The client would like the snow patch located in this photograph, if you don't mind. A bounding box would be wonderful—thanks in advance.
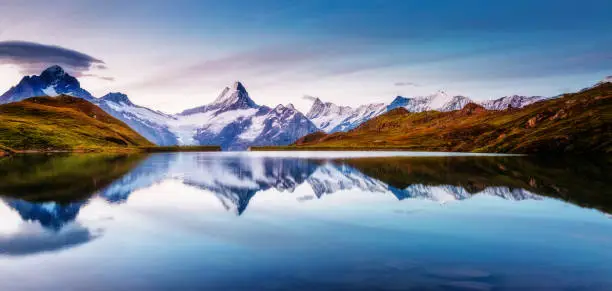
[238,114,268,141]
[41,86,58,97]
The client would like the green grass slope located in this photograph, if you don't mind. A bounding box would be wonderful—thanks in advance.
[288,83,612,154]
[0,95,153,151]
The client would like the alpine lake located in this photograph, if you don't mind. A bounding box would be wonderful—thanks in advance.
[0,151,610,290]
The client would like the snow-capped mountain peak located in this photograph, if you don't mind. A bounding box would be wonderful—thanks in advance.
[232,81,246,91]
[0,65,94,103]
[210,81,257,110]
[428,90,450,107]
[101,92,134,106]
[170,82,318,150]
[305,97,324,118]
[180,81,259,117]
[39,65,67,83]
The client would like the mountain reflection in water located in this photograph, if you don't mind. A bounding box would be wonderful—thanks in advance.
[0,153,610,228]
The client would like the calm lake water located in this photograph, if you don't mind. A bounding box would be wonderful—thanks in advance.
[0,152,610,290]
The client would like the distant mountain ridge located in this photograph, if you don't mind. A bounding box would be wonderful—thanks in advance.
[386,90,473,112]
[306,97,387,133]
[306,90,547,133]
[479,95,547,110]
[293,82,612,154]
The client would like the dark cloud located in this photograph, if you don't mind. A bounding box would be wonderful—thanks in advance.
[0,40,107,78]
[394,81,420,87]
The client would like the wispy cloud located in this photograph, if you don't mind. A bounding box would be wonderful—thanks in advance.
[127,43,402,90]
[302,95,319,102]
[81,74,114,81]
[394,81,420,87]
[0,41,109,79]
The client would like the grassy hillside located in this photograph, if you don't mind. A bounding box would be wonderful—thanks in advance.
[286,83,612,154]
[0,95,153,151]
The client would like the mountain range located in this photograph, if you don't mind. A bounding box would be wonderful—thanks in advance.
[0,65,574,150]
[0,67,321,150]
[292,82,612,153]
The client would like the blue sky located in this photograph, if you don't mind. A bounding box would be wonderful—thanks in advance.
[0,0,610,113]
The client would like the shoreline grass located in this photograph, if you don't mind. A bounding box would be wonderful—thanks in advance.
[139,145,222,152]
[250,146,465,152]
[0,145,221,155]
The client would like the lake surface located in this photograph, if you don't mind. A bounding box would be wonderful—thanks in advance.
[0,152,610,290]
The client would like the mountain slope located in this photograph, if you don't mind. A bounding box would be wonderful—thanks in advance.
[386,90,473,112]
[306,97,387,133]
[97,93,178,145]
[172,82,318,150]
[292,83,612,153]
[0,95,153,151]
